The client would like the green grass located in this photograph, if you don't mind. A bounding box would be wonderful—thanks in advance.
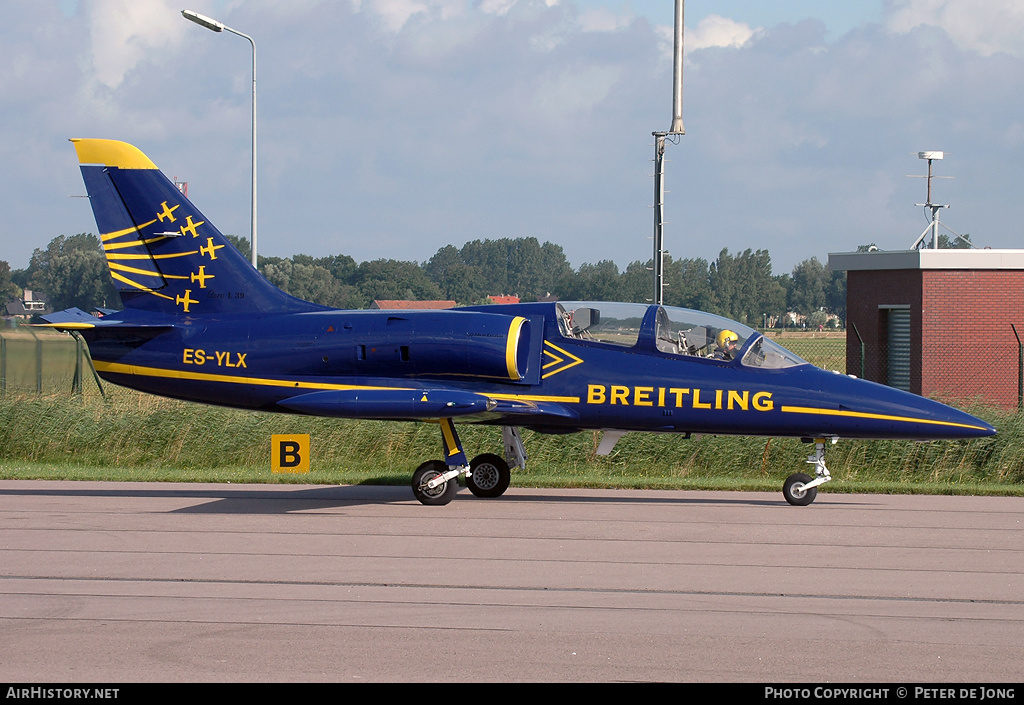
[1,387,1020,496]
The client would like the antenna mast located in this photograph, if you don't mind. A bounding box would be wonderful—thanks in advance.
[652,0,686,305]
[910,151,949,250]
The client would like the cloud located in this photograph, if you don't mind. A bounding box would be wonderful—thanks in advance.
[530,63,625,123]
[3,0,1024,279]
[886,0,1024,57]
[86,0,192,89]
[688,14,759,52]
[575,5,633,33]
[349,0,483,33]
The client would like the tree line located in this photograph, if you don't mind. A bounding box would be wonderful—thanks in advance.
[2,232,847,328]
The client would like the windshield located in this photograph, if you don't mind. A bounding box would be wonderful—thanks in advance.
[739,335,808,369]
[557,301,808,369]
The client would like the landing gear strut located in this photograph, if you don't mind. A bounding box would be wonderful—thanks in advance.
[411,418,469,506]
[783,438,835,506]
[411,422,525,505]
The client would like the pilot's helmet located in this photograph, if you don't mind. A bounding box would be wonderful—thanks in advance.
[717,330,739,349]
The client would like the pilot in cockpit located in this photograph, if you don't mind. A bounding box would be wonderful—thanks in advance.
[714,329,739,360]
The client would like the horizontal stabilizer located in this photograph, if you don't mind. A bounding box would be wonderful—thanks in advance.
[34,307,100,328]
[277,388,496,419]
[36,307,172,333]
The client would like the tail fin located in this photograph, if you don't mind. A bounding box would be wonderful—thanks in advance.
[71,138,323,316]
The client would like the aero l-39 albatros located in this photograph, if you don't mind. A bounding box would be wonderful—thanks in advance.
[41,139,995,505]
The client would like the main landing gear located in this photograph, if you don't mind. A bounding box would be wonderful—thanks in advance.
[782,437,835,506]
[411,422,524,505]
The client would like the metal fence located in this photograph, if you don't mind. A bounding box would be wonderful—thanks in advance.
[0,327,102,396]
[846,324,1022,411]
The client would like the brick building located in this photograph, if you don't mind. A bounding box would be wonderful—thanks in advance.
[828,249,1024,409]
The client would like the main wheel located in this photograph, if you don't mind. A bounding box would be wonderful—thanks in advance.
[466,453,511,498]
[783,472,817,506]
[412,460,457,506]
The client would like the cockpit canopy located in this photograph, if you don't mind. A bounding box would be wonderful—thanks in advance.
[556,301,808,369]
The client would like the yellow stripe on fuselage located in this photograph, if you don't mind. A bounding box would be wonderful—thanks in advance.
[93,360,406,392]
[780,405,990,432]
[92,360,582,404]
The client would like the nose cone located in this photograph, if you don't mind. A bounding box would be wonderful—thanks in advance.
[911,401,996,439]
[790,369,996,440]
[972,417,997,437]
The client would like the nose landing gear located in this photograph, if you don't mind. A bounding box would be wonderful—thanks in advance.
[783,438,835,506]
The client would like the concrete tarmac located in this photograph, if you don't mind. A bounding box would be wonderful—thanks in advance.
[0,480,1021,683]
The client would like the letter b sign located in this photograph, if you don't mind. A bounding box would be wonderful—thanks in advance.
[272,434,310,473]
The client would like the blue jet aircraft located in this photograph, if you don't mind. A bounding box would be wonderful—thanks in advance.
[42,139,996,506]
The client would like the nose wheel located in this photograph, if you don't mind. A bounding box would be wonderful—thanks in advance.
[783,472,817,506]
[783,438,835,506]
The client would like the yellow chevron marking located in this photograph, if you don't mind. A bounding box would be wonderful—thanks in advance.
[541,341,583,379]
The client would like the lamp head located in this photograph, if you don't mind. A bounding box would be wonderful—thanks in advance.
[182,10,225,32]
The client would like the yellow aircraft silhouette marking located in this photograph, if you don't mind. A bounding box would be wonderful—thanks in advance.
[200,238,224,260]
[175,290,198,313]
[179,215,205,238]
[190,266,214,289]
[157,201,179,223]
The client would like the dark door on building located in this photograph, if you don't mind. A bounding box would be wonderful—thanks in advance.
[883,306,911,392]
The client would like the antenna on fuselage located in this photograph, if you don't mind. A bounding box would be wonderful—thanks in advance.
[651,0,685,305]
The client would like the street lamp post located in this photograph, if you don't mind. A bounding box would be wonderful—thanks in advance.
[182,10,258,268]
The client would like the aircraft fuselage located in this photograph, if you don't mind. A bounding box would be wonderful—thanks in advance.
[81,301,994,443]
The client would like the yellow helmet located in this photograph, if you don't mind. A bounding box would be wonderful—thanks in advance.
[716,330,738,348]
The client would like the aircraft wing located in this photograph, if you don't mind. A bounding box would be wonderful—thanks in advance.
[276,387,577,423]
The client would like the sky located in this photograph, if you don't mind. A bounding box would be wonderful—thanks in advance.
[3,0,1024,279]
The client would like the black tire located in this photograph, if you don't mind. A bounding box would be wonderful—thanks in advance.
[466,453,511,498]
[412,460,457,506]
[783,472,817,506]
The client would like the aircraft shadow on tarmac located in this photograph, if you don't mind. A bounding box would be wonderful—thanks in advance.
[0,482,866,514]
